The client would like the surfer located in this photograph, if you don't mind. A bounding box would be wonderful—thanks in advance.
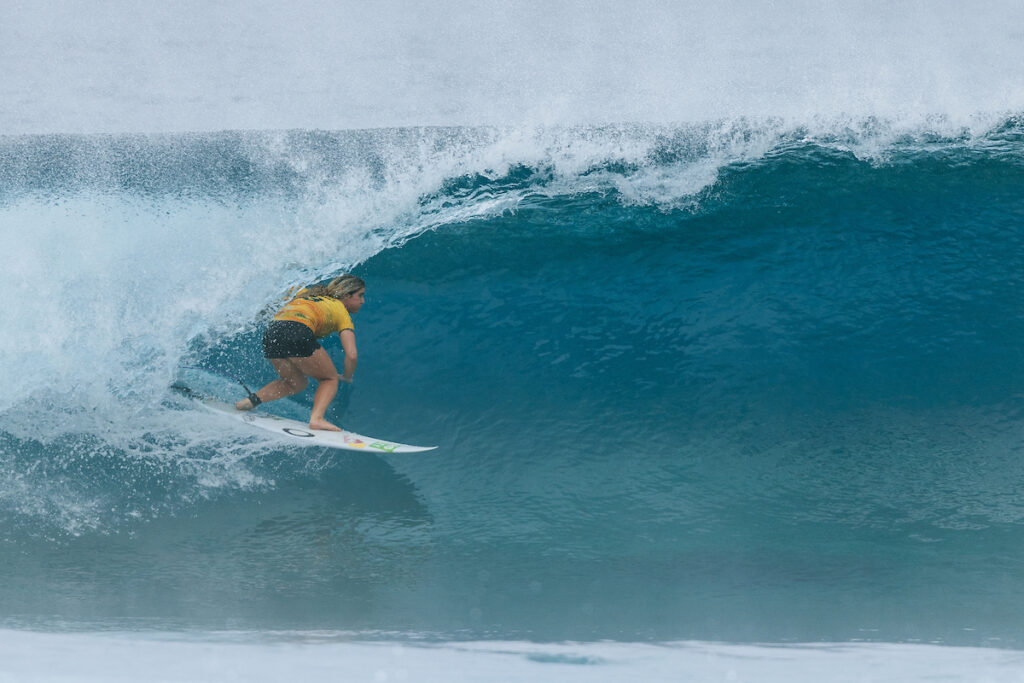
[235,275,365,431]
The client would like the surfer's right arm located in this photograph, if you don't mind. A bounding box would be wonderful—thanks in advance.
[339,329,357,382]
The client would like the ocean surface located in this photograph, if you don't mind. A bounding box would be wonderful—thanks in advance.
[3,2,1024,681]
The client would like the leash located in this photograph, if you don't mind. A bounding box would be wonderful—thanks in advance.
[179,365,262,406]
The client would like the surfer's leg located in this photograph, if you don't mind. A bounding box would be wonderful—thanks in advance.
[234,359,308,410]
[294,348,342,432]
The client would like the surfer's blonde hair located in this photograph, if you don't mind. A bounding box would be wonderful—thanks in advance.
[298,275,365,300]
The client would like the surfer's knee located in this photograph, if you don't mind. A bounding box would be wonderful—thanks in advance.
[285,376,308,393]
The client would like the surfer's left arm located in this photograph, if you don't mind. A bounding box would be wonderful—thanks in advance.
[339,329,357,382]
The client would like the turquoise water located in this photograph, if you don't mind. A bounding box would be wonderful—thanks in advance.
[2,122,1023,649]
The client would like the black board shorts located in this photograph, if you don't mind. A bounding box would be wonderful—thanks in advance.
[262,320,322,359]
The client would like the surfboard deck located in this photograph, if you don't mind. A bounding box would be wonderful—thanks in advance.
[174,386,436,453]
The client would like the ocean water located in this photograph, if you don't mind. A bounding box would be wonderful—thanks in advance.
[3,2,1024,681]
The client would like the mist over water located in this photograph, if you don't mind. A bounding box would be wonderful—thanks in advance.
[2,0,1023,133]
[2,3,1024,680]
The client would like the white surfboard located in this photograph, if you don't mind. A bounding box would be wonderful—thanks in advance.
[181,388,436,453]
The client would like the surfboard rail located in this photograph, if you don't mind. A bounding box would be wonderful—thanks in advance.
[173,385,436,453]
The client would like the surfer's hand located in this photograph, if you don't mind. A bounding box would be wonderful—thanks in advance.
[339,374,353,384]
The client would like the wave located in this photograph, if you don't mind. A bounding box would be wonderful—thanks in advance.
[1,117,1023,534]
[1,117,1024,644]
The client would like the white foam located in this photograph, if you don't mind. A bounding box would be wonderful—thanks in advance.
[1,631,1023,683]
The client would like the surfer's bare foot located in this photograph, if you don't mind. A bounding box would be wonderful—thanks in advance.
[309,418,342,432]
[235,398,254,411]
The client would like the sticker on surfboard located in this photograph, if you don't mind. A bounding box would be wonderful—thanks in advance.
[174,385,436,453]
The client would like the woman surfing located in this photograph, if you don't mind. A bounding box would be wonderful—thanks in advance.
[235,275,365,431]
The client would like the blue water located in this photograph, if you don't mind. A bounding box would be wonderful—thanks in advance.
[2,119,1023,653]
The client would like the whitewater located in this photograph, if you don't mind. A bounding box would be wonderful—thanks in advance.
[2,2,1024,681]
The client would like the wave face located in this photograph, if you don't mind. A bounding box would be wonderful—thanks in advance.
[1,118,1024,645]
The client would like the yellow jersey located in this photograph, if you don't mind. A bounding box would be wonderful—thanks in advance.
[273,290,354,339]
